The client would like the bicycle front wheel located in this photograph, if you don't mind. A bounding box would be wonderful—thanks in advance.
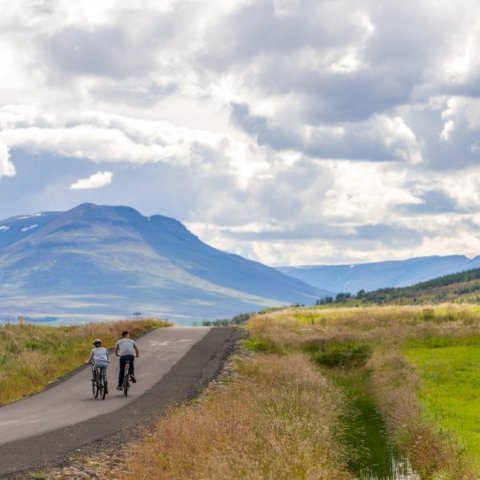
[91,374,96,398]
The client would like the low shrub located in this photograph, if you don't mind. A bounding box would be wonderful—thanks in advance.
[242,335,281,354]
[309,342,372,368]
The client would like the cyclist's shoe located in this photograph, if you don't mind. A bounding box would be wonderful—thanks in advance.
[130,375,136,383]
[105,386,109,394]
[116,385,123,390]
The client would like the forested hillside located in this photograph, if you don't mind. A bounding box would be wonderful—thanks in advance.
[338,268,480,305]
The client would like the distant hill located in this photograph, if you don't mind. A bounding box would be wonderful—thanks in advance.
[341,268,480,305]
[0,204,329,324]
[279,256,480,294]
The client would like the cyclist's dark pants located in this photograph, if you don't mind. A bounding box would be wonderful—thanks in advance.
[118,354,135,387]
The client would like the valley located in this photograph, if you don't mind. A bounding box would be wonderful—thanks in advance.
[2,204,480,479]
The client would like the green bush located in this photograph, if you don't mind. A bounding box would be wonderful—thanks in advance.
[309,342,372,368]
[243,336,280,354]
[421,308,435,321]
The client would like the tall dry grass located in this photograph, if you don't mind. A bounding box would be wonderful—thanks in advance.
[247,304,480,352]
[119,354,352,480]
[0,318,170,405]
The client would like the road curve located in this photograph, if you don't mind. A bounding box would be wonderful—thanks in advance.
[0,326,240,477]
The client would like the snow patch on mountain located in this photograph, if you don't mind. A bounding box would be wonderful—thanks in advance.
[21,224,38,232]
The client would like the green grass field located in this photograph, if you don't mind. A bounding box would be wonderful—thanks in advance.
[404,340,480,465]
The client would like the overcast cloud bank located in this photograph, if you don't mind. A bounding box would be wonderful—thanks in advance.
[0,0,479,265]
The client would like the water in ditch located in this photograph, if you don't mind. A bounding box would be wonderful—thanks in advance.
[337,374,419,480]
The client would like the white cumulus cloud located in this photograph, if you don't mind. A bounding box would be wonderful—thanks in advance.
[1,0,480,265]
[70,171,113,190]
[0,142,16,177]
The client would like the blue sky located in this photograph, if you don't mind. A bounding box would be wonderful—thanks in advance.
[0,0,479,266]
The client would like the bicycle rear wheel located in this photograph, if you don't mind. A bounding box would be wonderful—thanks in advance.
[123,363,130,397]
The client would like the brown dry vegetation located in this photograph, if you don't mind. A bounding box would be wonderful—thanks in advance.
[247,304,480,350]
[118,354,352,480]
[0,318,170,405]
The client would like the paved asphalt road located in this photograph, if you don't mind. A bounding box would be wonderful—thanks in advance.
[0,326,239,477]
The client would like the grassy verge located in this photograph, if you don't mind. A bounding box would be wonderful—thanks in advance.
[0,318,170,405]
[404,339,480,469]
[118,353,352,479]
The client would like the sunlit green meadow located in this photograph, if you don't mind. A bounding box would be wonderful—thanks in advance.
[404,340,480,466]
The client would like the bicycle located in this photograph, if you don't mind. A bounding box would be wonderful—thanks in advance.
[91,365,108,400]
[123,360,132,397]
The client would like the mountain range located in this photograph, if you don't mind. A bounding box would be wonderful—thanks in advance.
[0,204,327,324]
[279,255,480,294]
